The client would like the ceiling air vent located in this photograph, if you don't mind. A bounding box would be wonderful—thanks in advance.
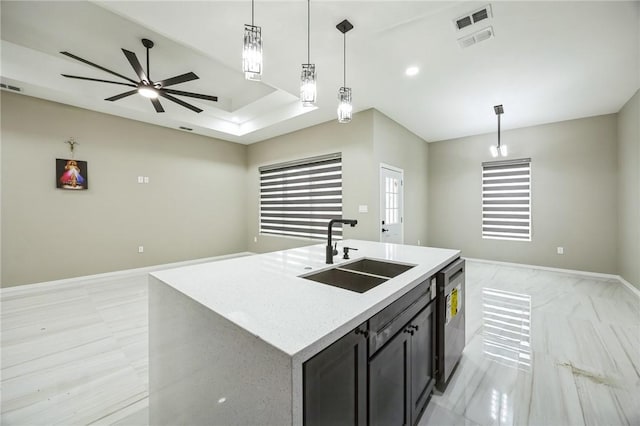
[472,7,490,24]
[455,16,473,30]
[457,26,495,49]
[454,4,492,31]
[0,83,22,92]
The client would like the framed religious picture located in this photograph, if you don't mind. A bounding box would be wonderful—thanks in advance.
[56,158,88,190]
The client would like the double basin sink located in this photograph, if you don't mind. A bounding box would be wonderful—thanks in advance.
[300,258,415,293]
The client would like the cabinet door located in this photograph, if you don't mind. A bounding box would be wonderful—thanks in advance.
[303,326,367,426]
[410,303,435,425]
[368,330,411,426]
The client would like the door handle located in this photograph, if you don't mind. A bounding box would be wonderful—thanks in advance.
[381,228,389,233]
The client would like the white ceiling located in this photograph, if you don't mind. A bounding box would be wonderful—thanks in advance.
[1,1,638,144]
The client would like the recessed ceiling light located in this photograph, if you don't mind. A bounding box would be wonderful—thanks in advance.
[405,66,419,76]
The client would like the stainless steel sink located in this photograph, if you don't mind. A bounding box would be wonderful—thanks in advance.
[340,258,414,278]
[300,258,415,293]
[302,268,388,293]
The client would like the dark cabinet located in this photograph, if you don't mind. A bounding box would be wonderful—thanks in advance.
[303,324,367,426]
[409,303,435,424]
[369,302,435,426]
[368,328,411,426]
[304,273,444,426]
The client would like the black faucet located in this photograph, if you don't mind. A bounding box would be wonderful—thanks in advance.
[326,219,358,264]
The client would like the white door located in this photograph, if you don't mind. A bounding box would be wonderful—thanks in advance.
[380,164,404,243]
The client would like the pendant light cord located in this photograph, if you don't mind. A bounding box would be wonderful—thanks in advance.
[497,113,501,148]
[343,33,346,87]
[251,0,255,26]
[307,0,310,64]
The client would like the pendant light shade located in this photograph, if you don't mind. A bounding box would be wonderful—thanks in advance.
[491,104,508,157]
[301,64,317,106]
[243,0,262,81]
[336,19,353,123]
[337,87,352,123]
[300,0,316,106]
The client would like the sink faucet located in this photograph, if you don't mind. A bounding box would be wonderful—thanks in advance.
[326,219,358,264]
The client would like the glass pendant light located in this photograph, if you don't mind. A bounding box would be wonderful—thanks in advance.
[243,0,262,81]
[336,19,353,123]
[300,0,316,106]
[491,104,508,157]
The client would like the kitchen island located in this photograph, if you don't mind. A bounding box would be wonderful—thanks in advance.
[148,240,460,425]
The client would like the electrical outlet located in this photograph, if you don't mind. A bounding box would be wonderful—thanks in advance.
[138,246,144,253]
[253,236,257,243]
[557,247,564,255]
[143,176,149,184]
[417,239,421,246]
[137,176,144,184]
[358,205,368,213]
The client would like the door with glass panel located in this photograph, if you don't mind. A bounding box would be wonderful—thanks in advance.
[379,165,404,244]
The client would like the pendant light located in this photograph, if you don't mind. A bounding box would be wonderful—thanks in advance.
[300,0,316,106]
[336,19,353,123]
[243,0,263,81]
[490,104,508,157]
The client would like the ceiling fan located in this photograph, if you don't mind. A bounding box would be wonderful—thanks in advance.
[60,38,217,113]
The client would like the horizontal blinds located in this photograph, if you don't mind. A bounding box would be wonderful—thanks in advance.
[259,154,342,240]
[482,158,531,241]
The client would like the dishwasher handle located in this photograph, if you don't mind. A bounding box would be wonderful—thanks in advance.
[440,258,464,278]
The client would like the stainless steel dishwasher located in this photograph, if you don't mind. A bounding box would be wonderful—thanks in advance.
[435,258,465,392]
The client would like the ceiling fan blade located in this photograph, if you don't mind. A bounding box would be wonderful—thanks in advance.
[163,88,218,102]
[60,51,138,85]
[105,89,138,102]
[61,74,137,87]
[151,98,165,113]
[157,72,199,88]
[122,49,148,83]
[159,92,203,113]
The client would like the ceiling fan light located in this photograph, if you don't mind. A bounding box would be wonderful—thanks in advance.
[300,64,317,107]
[243,24,263,81]
[490,145,499,158]
[499,144,508,157]
[337,87,352,123]
[138,86,158,99]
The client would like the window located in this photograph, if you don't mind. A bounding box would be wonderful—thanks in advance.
[482,158,531,241]
[384,176,400,225]
[259,153,342,240]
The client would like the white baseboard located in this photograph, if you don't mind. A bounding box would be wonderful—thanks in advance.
[1,252,255,295]
[463,257,640,298]
[618,276,640,298]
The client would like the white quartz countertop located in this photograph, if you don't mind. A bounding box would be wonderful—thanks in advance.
[150,240,459,362]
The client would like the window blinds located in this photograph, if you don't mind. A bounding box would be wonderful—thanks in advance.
[259,153,342,240]
[482,158,531,241]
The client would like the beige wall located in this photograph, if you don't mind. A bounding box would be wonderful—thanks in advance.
[617,90,640,289]
[372,110,429,246]
[2,91,632,285]
[428,114,619,274]
[246,109,431,254]
[246,110,376,253]
[1,93,248,287]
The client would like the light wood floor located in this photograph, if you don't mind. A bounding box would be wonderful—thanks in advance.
[1,261,638,425]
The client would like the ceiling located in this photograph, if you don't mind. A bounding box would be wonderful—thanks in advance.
[1,1,638,144]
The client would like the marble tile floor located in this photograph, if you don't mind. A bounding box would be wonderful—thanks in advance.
[1,261,638,425]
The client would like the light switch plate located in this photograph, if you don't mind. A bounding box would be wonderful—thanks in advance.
[137,176,144,184]
[358,205,368,213]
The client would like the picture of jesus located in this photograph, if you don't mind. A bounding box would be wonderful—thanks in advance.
[56,159,88,190]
